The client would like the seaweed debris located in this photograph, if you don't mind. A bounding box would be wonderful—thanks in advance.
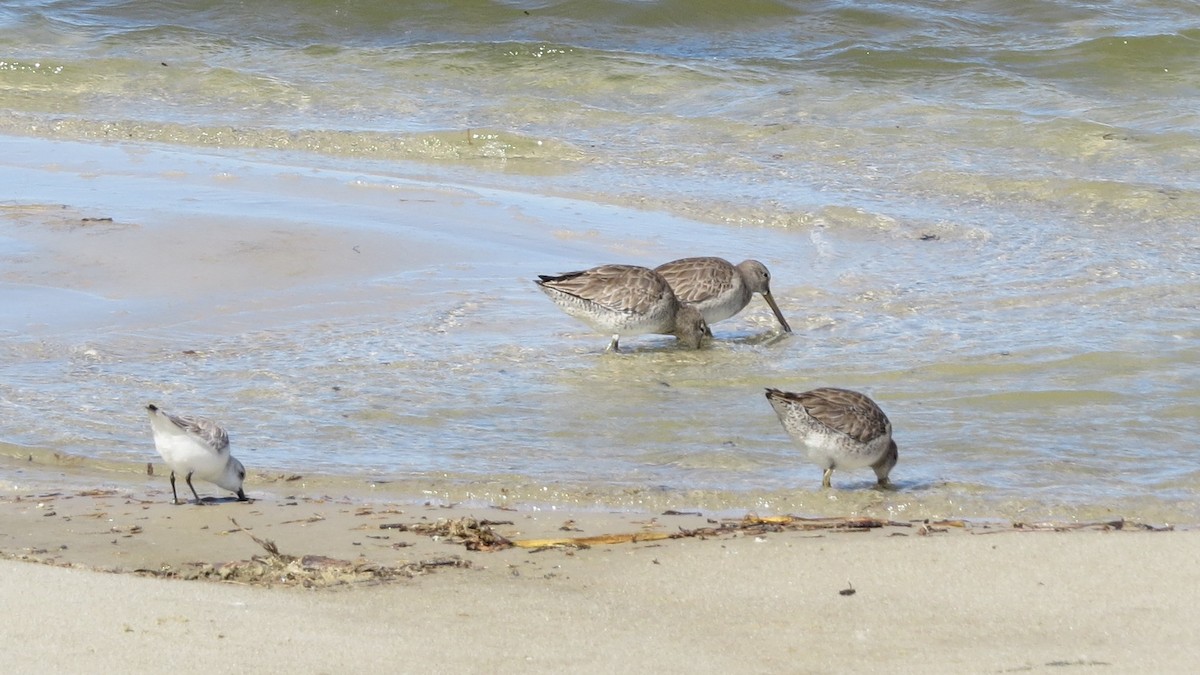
[141,519,469,587]
[378,517,515,552]
[511,514,913,550]
[382,514,921,552]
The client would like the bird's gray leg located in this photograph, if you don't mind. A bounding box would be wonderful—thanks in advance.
[822,468,834,488]
[169,471,181,505]
[606,334,621,352]
[185,472,204,505]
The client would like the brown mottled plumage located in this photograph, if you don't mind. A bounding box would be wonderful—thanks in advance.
[654,257,790,332]
[765,387,897,488]
[536,264,710,352]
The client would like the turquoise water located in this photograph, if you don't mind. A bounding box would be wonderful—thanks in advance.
[1,1,1198,522]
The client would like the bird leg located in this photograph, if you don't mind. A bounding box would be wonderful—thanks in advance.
[822,468,834,488]
[169,471,181,505]
[185,471,204,505]
[606,334,621,352]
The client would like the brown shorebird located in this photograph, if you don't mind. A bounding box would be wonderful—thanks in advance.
[535,264,711,352]
[654,257,791,332]
[764,387,897,488]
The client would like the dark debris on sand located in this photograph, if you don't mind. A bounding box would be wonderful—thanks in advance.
[380,514,1176,553]
[138,519,470,588]
[379,516,515,552]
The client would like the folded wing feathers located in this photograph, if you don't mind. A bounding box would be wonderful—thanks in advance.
[166,411,231,454]
[656,258,735,304]
[540,265,670,315]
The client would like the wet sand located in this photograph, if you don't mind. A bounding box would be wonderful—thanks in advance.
[2,478,1198,673]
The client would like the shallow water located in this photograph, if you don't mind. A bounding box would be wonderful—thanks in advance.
[1,1,1199,522]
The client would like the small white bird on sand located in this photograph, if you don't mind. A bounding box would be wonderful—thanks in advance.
[146,403,247,504]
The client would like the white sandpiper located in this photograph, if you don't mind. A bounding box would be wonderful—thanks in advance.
[146,403,247,504]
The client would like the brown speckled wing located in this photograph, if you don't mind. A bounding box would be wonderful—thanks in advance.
[769,387,889,445]
[165,411,231,454]
[538,265,670,314]
[654,257,735,304]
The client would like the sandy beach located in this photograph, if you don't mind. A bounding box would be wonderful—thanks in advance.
[5,0,1200,667]
[4,132,1200,674]
[2,474,1198,674]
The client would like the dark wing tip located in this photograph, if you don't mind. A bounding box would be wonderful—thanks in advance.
[537,270,585,284]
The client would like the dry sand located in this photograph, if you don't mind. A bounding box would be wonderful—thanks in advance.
[2,479,1198,674]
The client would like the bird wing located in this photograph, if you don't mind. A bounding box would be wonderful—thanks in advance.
[773,387,890,445]
[654,257,735,304]
[538,265,669,315]
[164,410,231,454]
